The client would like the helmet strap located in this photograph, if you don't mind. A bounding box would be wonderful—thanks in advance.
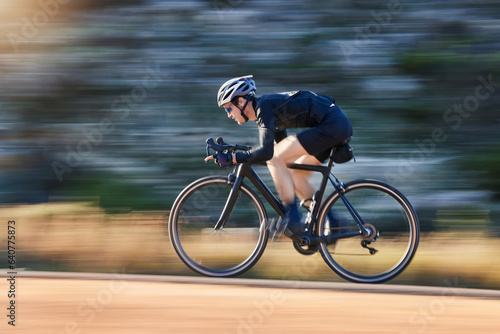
[232,97,251,123]
[241,111,249,122]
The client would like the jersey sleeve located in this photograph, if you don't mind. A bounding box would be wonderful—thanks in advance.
[235,99,276,164]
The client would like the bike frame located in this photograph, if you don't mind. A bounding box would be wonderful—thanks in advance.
[214,155,370,245]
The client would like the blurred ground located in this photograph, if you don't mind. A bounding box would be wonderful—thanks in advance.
[1,203,499,289]
[1,277,499,333]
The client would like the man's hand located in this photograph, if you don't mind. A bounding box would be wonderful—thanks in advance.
[204,151,234,167]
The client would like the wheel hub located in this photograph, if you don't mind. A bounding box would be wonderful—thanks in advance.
[362,223,379,242]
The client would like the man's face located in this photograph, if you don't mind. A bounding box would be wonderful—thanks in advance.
[224,101,245,125]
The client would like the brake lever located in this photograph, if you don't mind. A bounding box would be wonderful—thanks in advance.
[205,138,225,163]
[216,137,229,146]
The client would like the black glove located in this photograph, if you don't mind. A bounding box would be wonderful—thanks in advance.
[215,151,233,167]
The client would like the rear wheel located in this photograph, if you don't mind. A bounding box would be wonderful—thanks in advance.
[317,180,419,283]
[169,176,268,277]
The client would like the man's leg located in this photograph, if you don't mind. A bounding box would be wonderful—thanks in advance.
[266,136,309,205]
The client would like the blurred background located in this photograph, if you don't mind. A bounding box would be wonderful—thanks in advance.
[0,0,499,288]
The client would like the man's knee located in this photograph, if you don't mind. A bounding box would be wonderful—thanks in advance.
[266,154,286,168]
[266,155,277,168]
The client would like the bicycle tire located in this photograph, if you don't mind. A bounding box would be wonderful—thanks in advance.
[317,179,419,283]
[169,176,268,277]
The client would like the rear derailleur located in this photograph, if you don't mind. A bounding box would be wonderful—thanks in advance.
[361,223,379,255]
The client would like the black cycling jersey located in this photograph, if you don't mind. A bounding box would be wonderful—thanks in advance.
[235,90,349,164]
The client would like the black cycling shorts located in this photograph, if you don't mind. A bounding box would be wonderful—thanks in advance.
[296,105,353,163]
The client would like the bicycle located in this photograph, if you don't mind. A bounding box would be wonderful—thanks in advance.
[168,137,419,283]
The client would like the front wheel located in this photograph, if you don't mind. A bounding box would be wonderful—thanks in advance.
[169,176,268,277]
[317,180,419,283]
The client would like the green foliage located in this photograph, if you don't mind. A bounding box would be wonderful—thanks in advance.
[464,143,500,199]
[54,172,168,212]
[399,51,469,76]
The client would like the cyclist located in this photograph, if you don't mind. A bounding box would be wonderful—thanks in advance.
[206,75,353,238]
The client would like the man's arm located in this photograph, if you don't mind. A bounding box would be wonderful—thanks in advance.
[235,127,275,164]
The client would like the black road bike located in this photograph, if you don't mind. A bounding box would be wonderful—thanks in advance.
[168,138,419,283]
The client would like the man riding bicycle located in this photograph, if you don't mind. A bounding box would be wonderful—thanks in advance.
[206,75,353,238]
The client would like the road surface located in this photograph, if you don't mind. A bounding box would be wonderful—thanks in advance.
[1,271,500,333]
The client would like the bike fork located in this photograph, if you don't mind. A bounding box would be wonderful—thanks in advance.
[213,173,243,230]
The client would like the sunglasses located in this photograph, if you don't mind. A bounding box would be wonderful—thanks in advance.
[225,106,232,114]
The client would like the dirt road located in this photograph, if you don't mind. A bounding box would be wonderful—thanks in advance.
[2,273,500,334]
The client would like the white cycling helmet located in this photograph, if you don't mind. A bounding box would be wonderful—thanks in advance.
[217,75,256,107]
